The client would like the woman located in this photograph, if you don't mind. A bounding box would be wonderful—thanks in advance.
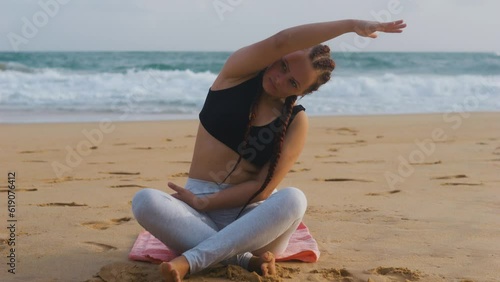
[132,19,406,281]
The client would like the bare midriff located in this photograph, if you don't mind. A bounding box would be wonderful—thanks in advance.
[188,124,260,185]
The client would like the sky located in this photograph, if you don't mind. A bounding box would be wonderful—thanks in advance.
[1,0,499,52]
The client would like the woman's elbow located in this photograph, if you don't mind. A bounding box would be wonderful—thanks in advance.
[273,30,290,51]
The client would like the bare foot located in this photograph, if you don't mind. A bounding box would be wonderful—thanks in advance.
[248,251,276,276]
[159,255,190,282]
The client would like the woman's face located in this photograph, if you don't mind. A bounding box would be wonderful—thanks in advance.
[263,50,317,99]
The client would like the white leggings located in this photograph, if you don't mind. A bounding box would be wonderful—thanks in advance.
[131,178,307,274]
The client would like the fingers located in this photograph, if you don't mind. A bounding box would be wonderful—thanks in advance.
[389,19,405,25]
[386,19,405,25]
[167,182,182,192]
[383,20,407,31]
[384,30,404,33]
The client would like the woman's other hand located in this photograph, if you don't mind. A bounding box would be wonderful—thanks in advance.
[354,19,407,38]
[168,182,210,211]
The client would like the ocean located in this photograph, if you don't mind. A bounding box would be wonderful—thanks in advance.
[0,51,499,123]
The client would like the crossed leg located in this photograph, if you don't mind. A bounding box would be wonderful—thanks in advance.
[132,187,307,281]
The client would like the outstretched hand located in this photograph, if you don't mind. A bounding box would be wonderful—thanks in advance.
[354,19,407,38]
[167,182,210,211]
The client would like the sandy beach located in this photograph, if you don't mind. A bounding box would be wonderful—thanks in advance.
[1,112,499,282]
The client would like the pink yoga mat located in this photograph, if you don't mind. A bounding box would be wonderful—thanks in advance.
[129,222,320,264]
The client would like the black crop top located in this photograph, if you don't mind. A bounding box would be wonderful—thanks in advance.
[199,71,305,167]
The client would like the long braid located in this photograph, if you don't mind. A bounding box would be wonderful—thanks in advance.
[235,95,297,218]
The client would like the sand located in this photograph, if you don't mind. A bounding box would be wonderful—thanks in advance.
[0,112,499,282]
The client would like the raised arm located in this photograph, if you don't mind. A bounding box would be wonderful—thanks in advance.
[217,19,406,82]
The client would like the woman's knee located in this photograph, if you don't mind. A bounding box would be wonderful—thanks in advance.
[275,187,307,218]
[131,188,160,221]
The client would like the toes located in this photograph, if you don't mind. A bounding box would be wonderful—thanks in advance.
[260,252,276,276]
[263,251,274,262]
[160,263,180,282]
[172,269,181,282]
[263,262,276,276]
[260,262,276,277]
[159,262,169,274]
[262,252,270,261]
[269,263,276,275]
[261,264,269,276]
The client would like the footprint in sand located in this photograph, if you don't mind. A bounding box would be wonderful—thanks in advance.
[323,161,349,164]
[18,150,45,154]
[309,268,355,281]
[431,174,467,180]
[37,202,87,207]
[306,205,336,217]
[81,217,132,230]
[331,140,366,145]
[314,154,336,158]
[87,262,162,282]
[170,172,189,177]
[323,160,385,164]
[110,217,132,224]
[99,171,141,175]
[43,176,83,183]
[18,149,59,154]
[368,266,422,281]
[441,182,483,186]
[82,222,110,230]
[432,174,483,185]
[83,242,117,252]
[0,188,37,192]
[108,184,146,188]
[112,142,133,146]
[289,168,311,173]
[326,127,359,136]
[132,146,153,150]
[43,176,107,183]
[169,160,191,164]
[409,160,442,165]
[344,206,378,214]
[366,190,401,196]
[316,178,372,183]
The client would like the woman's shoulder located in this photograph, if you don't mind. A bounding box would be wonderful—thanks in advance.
[292,104,306,114]
[288,106,307,129]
